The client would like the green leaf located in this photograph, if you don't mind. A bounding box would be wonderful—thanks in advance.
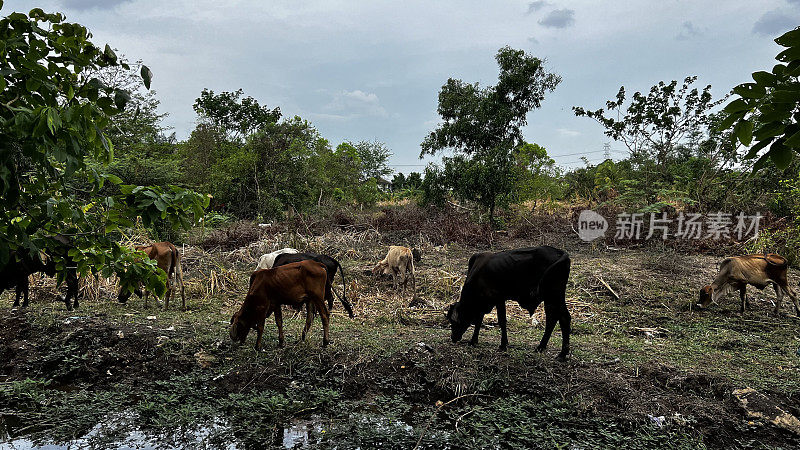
[771,89,800,103]
[734,119,754,146]
[106,174,123,185]
[769,141,793,169]
[140,65,153,90]
[717,112,742,131]
[104,44,117,63]
[754,121,785,141]
[732,83,766,99]
[722,98,751,113]
[746,138,773,159]
[0,77,6,92]
[752,152,771,172]
[775,28,800,47]
[113,89,131,110]
[784,129,800,148]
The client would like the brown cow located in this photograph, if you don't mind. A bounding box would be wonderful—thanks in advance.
[230,260,330,350]
[699,253,800,315]
[118,241,186,309]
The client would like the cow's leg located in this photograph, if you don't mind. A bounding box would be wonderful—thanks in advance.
[318,301,331,347]
[469,314,484,346]
[536,303,559,353]
[326,282,334,311]
[301,304,314,341]
[777,280,800,315]
[739,285,748,314]
[275,307,285,348]
[163,276,171,310]
[772,282,784,315]
[497,302,508,351]
[144,290,149,309]
[556,304,572,361]
[391,268,399,291]
[786,283,800,315]
[255,319,265,351]
[67,269,78,310]
[13,285,21,307]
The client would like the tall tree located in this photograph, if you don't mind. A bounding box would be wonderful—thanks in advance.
[0,6,208,295]
[573,77,725,205]
[420,46,560,223]
[193,88,281,142]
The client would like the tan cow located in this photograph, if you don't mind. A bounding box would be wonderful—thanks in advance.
[373,246,416,298]
[118,241,186,309]
[698,253,799,315]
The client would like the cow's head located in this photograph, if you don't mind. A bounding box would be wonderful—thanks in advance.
[117,285,143,304]
[446,303,470,343]
[38,252,57,277]
[697,285,713,309]
[371,260,388,276]
[229,309,252,343]
[412,248,422,263]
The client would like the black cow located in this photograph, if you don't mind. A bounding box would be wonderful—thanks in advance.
[272,252,354,318]
[1,235,79,310]
[446,246,572,360]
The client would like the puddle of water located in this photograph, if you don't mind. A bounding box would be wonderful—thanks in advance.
[0,412,236,450]
[1,409,438,449]
[281,417,324,448]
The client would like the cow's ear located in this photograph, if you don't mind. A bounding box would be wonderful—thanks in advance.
[448,304,458,321]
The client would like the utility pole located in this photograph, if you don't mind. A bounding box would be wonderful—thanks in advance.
[603,142,611,160]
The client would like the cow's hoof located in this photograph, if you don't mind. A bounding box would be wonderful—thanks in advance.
[534,346,546,353]
[555,354,569,362]
[278,341,285,348]
[323,340,331,347]
[498,345,507,352]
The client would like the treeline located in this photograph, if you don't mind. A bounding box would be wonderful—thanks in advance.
[106,82,407,221]
[103,49,800,234]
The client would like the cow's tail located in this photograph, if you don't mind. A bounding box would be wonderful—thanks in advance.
[409,252,416,299]
[535,251,571,302]
[336,261,354,318]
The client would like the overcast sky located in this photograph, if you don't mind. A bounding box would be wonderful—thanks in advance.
[5,0,799,173]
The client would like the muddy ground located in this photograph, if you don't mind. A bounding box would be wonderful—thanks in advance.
[1,228,800,449]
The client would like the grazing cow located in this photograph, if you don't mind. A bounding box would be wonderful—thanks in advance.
[255,248,299,270]
[446,246,572,360]
[372,246,416,297]
[1,251,55,308]
[118,241,186,309]
[230,260,329,350]
[698,253,800,315]
[1,235,79,310]
[272,252,354,317]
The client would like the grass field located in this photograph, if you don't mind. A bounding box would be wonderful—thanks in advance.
[1,229,799,449]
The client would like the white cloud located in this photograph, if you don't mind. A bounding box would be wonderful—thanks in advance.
[557,128,580,137]
[323,90,388,119]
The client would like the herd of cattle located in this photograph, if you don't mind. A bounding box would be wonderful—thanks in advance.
[2,237,799,360]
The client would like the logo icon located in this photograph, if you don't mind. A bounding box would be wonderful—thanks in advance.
[577,210,608,242]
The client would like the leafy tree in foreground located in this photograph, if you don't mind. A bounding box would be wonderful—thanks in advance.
[720,27,800,171]
[421,46,560,223]
[0,5,208,296]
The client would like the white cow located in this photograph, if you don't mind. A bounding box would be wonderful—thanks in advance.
[255,248,299,270]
